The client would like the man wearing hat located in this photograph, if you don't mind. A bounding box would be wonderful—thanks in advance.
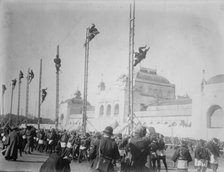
[91,126,120,172]
[39,144,71,172]
[206,138,220,172]
[171,140,192,172]
[4,127,20,161]
[127,125,151,172]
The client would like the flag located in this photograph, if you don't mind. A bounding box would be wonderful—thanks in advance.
[2,84,6,95]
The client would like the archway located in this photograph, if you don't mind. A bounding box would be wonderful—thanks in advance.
[207,105,224,128]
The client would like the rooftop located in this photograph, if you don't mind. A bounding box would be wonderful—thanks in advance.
[136,67,171,85]
[207,74,224,85]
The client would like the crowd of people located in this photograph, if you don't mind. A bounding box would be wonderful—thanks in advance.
[0,124,223,172]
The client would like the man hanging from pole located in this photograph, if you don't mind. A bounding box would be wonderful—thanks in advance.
[2,84,6,116]
[133,45,150,67]
[41,88,47,103]
[28,70,34,83]
[54,50,61,72]
[2,85,6,94]
[19,70,24,81]
[84,24,99,46]
[12,79,17,89]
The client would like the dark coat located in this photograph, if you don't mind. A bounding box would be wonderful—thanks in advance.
[4,130,20,160]
[171,145,192,162]
[206,141,220,157]
[195,145,210,160]
[129,136,151,170]
[91,136,120,172]
[89,138,100,160]
[39,153,71,172]
[60,133,69,143]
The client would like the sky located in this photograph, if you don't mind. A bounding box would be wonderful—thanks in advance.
[1,0,224,120]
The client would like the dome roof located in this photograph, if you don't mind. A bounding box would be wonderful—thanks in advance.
[136,68,170,84]
[207,74,224,85]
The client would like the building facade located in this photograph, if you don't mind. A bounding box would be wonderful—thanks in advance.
[198,74,224,140]
[60,68,224,140]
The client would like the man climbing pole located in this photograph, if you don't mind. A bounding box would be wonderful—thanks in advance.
[84,24,99,47]
[133,45,150,67]
[41,88,47,103]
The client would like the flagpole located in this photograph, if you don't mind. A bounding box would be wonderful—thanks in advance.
[38,59,42,130]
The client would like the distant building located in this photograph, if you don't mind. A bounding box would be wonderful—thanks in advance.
[61,67,191,132]
[60,68,224,140]
[95,67,187,125]
[199,74,224,139]
[59,90,94,129]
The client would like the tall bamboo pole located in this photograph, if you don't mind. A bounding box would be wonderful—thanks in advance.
[128,1,135,135]
[54,45,61,130]
[25,68,30,128]
[128,4,132,135]
[37,59,42,130]
[10,82,15,114]
[17,71,23,125]
[1,86,5,115]
[83,28,89,134]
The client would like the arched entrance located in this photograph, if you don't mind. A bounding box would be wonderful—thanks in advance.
[207,105,224,128]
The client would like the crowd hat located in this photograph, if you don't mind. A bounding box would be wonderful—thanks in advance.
[147,126,156,134]
[95,132,101,138]
[134,125,146,137]
[181,140,188,146]
[103,126,113,136]
[212,137,219,144]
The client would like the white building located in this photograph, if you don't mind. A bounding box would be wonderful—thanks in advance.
[60,68,224,140]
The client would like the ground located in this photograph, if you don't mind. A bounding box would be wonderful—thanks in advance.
[0,147,224,172]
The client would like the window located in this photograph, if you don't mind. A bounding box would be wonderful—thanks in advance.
[99,105,104,116]
[106,105,111,116]
[114,104,119,116]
